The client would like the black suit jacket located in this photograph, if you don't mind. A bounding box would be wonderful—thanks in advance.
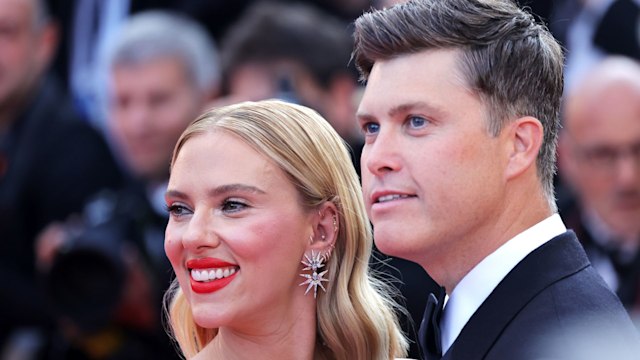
[435,231,640,360]
[0,77,123,338]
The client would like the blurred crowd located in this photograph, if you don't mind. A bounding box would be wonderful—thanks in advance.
[0,0,638,359]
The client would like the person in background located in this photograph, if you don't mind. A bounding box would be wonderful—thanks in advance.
[353,0,640,359]
[0,0,123,356]
[547,0,640,94]
[105,10,219,195]
[558,56,640,326]
[216,1,363,175]
[164,100,409,359]
[34,10,219,359]
[45,0,253,124]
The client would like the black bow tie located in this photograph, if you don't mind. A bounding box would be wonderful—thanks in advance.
[418,286,446,360]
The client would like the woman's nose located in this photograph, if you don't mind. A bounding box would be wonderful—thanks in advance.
[181,210,221,250]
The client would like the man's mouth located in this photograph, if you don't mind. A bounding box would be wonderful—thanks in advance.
[376,194,415,203]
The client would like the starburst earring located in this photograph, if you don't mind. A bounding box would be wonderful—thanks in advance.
[299,250,329,298]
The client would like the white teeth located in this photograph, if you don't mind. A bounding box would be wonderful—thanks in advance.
[377,194,410,203]
[191,267,237,282]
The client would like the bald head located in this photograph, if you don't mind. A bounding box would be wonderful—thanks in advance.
[564,57,640,132]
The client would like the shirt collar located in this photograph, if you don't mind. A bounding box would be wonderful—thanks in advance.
[440,213,567,354]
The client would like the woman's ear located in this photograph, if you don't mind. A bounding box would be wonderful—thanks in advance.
[308,201,339,255]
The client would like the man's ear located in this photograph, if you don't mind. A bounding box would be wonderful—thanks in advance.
[307,201,339,254]
[504,116,543,180]
[36,21,59,72]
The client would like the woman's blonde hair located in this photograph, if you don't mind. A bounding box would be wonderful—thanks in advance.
[163,100,408,359]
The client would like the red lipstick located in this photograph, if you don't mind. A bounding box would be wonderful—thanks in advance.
[190,273,237,294]
[187,258,235,269]
[186,258,238,294]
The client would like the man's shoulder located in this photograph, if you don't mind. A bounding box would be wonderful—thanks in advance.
[490,264,640,359]
[501,235,635,335]
[18,78,99,149]
[512,262,627,321]
[452,233,640,359]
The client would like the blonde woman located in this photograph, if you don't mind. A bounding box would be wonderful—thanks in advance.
[163,100,409,359]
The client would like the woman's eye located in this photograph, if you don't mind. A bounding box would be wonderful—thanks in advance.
[166,204,191,217]
[408,116,428,129]
[221,200,247,213]
[362,122,380,135]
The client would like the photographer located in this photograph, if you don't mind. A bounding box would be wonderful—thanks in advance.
[0,0,124,356]
[36,10,220,359]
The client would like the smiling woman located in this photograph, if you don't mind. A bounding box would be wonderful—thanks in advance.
[163,100,408,359]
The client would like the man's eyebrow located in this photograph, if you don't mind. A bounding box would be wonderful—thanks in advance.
[357,101,446,122]
[389,101,445,118]
[356,111,376,123]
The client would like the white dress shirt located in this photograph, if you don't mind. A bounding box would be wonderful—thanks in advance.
[440,213,567,354]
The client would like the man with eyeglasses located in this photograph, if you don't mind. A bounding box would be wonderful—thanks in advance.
[558,56,640,326]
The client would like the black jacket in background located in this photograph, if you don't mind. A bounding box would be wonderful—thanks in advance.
[0,77,123,338]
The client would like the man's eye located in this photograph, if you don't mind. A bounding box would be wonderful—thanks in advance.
[585,147,617,164]
[362,122,380,135]
[594,149,617,161]
[149,92,171,107]
[408,116,427,129]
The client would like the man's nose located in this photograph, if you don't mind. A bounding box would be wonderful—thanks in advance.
[123,103,153,136]
[363,129,402,177]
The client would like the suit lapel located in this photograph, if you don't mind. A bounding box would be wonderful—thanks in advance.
[444,231,590,359]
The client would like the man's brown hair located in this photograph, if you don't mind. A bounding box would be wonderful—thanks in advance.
[353,0,564,207]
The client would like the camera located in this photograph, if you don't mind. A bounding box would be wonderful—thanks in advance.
[43,190,145,333]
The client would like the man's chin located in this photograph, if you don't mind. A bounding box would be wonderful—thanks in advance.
[373,230,418,259]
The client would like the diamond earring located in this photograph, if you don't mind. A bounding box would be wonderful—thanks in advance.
[299,250,329,298]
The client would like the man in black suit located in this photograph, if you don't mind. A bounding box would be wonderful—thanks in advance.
[352,1,640,359]
[0,0,123,355]
[558,56,640,324]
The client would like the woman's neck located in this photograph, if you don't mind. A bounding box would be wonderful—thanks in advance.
[194,300,318,360]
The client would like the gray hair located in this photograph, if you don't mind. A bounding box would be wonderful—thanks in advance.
[108,10,220,93]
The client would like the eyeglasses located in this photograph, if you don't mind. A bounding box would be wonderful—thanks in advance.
[573,142,640,172]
